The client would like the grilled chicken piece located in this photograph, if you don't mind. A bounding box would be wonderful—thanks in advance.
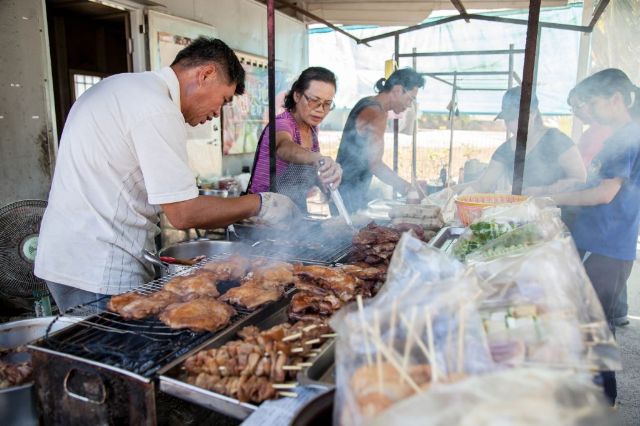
[108,290,181,320]
[159,297,236,332]
[219,283,284,311]
[337,264,387,282]
[352,222,401,245]
[201,255,251,281]
[288,291,343,320]
[164,270,220,299]
[107,291,145,313]
[248,259,294,285]
[293,265,359,302]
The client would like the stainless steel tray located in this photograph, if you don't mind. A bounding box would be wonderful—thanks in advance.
[158,296,296,420]
[297,339,335,389]
[428,226,465,254]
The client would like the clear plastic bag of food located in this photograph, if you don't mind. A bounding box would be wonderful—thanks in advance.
[451,198,566,262]
[372,232,464,306]
[469,236,620,372]
[370,368,614,426]
[331,233,492,426]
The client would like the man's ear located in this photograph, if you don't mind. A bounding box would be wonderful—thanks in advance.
[198,64,218,86]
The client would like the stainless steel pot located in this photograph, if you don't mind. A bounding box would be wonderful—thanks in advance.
[0,317,79,426]
[144,240,249,277]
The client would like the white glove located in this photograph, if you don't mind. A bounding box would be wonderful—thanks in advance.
[255,192,301,226]
[317,156,342,190]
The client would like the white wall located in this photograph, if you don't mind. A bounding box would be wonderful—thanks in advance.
[0,0,57,207]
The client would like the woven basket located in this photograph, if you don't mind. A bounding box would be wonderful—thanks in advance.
[454,193,529,226]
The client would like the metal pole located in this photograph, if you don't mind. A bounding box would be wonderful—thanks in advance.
[447,72,457,188]
[267,0,276,192]
[507,43,514,141]
[411,47,417,185]
[393,35,399,176]
[512,0,542,195]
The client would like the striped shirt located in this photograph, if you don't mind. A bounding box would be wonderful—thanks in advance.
[249,110,319,193]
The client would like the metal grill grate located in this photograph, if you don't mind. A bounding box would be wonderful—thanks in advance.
[33,256,257,378]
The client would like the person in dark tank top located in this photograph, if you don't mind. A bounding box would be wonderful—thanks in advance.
[336,68,425,213]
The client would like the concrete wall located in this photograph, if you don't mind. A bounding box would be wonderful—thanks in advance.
[148,0,309,175]
[0,0,57,207]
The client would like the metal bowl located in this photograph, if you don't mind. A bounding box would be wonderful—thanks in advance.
[159,240,248,259]
[0,317,79,426]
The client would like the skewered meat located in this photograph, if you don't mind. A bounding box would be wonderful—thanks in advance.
[293,265,359,302]
[219,279,285,310]
[164,270,220,299]
[160,297,236,332]
[201,255,251,280]
[108,290,181,320]
[351,363,432,418]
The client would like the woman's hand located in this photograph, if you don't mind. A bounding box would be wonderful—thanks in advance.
[317,156,342,190]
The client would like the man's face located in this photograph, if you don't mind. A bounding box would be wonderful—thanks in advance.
[182,64,236,126]
[391,86,417,114]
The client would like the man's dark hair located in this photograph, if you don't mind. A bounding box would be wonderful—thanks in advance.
[171,36,245,95]
[284,67,337,111]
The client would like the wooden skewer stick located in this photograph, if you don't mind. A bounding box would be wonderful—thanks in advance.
[366,326,421,393]
[374,310,384,393]
[425,308,438,383]
[291,347,304,353]
[320,333,337,338]
[298,362,313,367]
[399,313,445,380]
[304,338,320,345]
[282,332,302,342]
[457,302,466,374]
[388,299,398,347]
[282,365,302,371]
[278,391,298,398]
[303,324,318,333]
[356,295,373,366]
[401,307,417,383]
[271,382,298,389]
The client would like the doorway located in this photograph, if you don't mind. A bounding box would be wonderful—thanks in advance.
[46,0,132,139]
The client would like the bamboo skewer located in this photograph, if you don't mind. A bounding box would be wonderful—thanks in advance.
[304,338,320,345]
[457,303,466,374]
[388,299,398,347]
[425,309,438,383]
[401,307,417,382]
[366,325,421,393]
[271,382,298,389]
[282,365,302,371]
[321,333,337,338]
[278,391,298,398]
[356,295,373,366]
[374,310,384,393]
[282,332,302,342]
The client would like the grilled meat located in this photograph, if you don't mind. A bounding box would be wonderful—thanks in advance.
[288,291,343,320]
[201,255,251,281]
[248,258,294,285]
[293,264,359,302]
[159,297,236,332]
[219,279,284,311]
[164,270,220,299]
[0,360,32,389]
[352,222,401,245]
[337,264,387,282]
[108,290,181,320]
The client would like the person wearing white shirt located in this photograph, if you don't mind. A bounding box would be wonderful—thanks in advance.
[35,37,297,311]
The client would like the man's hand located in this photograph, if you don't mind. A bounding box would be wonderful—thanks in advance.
[317,156,342,190]
[255,193,301,226]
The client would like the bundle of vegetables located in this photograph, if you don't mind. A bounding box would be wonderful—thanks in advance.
[452,221,543,261]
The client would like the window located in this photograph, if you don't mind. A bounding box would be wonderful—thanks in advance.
[72,73,103,100]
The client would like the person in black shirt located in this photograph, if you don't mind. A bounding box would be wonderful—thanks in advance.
[336,68,425,212]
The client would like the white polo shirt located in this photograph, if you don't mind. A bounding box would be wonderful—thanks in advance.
[35,67,198,294]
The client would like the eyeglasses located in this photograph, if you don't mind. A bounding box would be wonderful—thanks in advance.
[302,93,335,112]
[402,88,417,103]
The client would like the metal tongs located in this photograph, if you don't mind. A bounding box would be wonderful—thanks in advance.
[318,159,356,232]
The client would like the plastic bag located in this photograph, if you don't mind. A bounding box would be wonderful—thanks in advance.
[372,232,464,306]
[331,233,492,426]
[469,236,620,372]
[451,198,566,262]
[370,368,614,426]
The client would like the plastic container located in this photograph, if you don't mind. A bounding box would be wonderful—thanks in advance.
[454,193,528,226]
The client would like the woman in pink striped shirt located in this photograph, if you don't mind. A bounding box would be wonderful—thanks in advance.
[247,67,342,213]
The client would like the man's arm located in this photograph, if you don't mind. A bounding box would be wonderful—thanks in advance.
[358,107,412,194]
[161,194,261,229]
[551,178,622,206]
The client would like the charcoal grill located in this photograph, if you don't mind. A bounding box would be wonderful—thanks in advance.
[27,258,270,425]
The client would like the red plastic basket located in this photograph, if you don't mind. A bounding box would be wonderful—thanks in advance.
[454,193,529,226]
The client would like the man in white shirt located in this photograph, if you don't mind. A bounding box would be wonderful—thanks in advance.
[35,37,297,311]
